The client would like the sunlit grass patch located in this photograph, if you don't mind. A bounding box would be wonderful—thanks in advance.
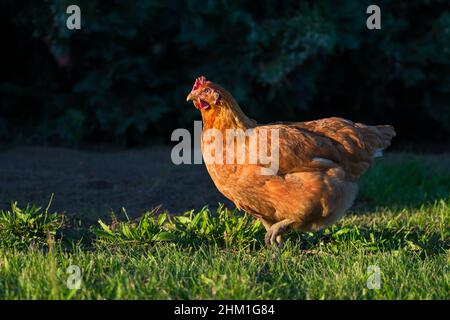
[92,209,173,245]
[0,197,63,248]
[0,200,448,299]
[92,205,264,249]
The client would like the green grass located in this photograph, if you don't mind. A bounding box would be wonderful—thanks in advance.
[359,154,450,207]
[0,153,449,299]
[0,196,62,248]
[92,204,263,249]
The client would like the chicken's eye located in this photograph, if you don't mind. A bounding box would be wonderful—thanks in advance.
[204,88,211,94]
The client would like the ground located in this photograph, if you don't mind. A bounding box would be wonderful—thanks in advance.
[0,147,448,299]
[0,146,233,222]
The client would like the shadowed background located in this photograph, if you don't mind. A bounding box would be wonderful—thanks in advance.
[1,0,449,148]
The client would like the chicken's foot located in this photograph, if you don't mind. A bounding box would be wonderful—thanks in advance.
[264,219,294,247]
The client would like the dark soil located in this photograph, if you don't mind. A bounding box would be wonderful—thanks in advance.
[0,146,232,223]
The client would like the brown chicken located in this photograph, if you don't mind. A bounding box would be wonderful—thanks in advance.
[186,76,395,246]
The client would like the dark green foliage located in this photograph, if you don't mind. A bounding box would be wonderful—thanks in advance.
[1,0,449,146]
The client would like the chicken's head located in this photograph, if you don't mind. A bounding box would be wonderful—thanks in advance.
[186,76,221,111]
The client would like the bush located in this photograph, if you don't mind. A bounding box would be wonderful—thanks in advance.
[1,0,449,146]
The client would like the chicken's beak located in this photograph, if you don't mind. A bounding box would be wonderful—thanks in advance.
[186,92,195,102]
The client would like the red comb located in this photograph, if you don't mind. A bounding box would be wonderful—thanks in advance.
[192,76,207,91]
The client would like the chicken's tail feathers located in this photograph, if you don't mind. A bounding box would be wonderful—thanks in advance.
[375,125,396,149]
[355,123,396,157]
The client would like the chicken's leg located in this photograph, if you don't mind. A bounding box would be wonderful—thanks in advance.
[264,219,294,247]
[257,217,272,232]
